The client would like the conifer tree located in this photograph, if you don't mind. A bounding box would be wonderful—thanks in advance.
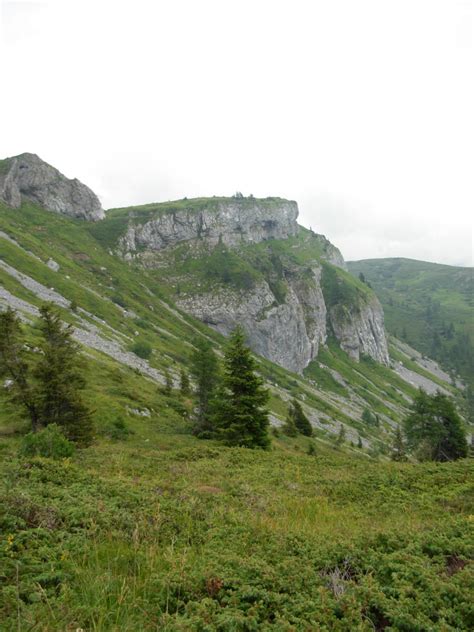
[335,423,346,447]
[290,399,313,436]
[162,369,173,395]
[391,425,407,461]
[190,338,219,436]
[0,308,40,431]
[179,368,190,395]
[34,304,94,446]
[357,434,363,449]
[282,410,298,437]
[404,389,467,461]
[215,327,270,449]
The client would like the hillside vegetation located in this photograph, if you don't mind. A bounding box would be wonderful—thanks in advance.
[1,201,473,630]
[1,429,473,630]
[348,258,473,388]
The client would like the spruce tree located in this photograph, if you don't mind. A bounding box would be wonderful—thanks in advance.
[215,327,270,449]
[190,338,219,436]
[34,304,94,446]
[404,389,468,461]
[291,399,313,436]
[0,309,40,431]
[335,423,346,447]
[282,410,298,437]
[391,425,407,461]
[179,368,190,395]
[357,434,363,449]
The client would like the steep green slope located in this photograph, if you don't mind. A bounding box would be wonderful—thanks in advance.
[0,202,464,450]
[348,258,474,385]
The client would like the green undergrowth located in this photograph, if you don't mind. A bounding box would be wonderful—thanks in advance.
[0,435,472,631]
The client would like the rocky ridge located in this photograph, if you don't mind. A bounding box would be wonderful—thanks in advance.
[0,153,104,221]
[109,196,389,371]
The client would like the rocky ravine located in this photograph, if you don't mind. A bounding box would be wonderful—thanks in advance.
[0,153,104,221]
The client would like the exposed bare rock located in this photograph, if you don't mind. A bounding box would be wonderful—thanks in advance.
[0,153,104,221]
[328,295,390,365]
[177,265,327,373]
[118,198,299,255]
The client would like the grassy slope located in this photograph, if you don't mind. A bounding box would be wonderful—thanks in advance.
[0,203,462,446]
[348,258,474,385]
[1,205,473,629]
[1,432,473,630]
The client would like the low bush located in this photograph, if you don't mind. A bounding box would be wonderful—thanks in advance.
[18,424,75,459]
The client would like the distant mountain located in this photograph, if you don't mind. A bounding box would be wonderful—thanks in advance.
[348,258,474,388]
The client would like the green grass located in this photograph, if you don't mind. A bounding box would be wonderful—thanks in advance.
[1,432,473,630]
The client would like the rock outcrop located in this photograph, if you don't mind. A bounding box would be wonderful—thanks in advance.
[0,153,104,221]
[118,198,298,256]
[177,264,328,374]
[112,195,389,372]
[327,296,389,365]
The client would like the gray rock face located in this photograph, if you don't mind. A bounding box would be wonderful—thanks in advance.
[328,295,389,365]
[119,199,299,255]
[0,153,104,221]
[177,265,327,373]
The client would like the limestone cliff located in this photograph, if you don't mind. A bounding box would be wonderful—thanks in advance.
[106,196,389,371]
[117,198,299,256]
[0,153,104,221]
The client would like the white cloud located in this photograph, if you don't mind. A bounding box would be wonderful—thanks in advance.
[1,0,472,265]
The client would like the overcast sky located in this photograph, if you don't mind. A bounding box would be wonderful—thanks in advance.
[1,0,473,265]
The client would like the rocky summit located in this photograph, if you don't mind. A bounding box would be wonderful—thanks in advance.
[0,153,104,221]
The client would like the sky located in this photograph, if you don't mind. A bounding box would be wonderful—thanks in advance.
[1,0,473,266]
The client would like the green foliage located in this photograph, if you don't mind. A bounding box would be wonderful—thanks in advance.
[0,308,40,430]
[214,327,270,448]
[335,423,346,447]
[1,442,472,631]
[104,417,134,440]
[189,338,220,436]
[282,414,298,437]
[362,407,380,426]
[18,424,75,459]
[130,340,152,359]
[288,398,313,436]
[203,246,261,290]
[404,390,468,461]
[321,262,370,313]
[348,258,474,385]
[179,368,190,395]
[0,304,93,445]
[391,425,407,461]
[34,304,94,446]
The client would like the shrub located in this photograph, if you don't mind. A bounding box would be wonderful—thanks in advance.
[106,417,134,440]
[18,424,75,459]
[131,341,152,359]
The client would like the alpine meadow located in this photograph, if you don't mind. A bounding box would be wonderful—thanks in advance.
[0,151,472,631]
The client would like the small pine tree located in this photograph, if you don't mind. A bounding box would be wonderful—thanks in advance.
[34,304,94,446]
[214,327,270,449]
[190,338,220,436]
[357,434,363,449]
[0,308,41,431]
[290,399,313,436]
[404,389,468,461]
[307,442,317,456]
[180,368,190,395]
[162,369,173,395]
[335,424,346,447]
[282,411,298,437]
[391,425,407,461]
